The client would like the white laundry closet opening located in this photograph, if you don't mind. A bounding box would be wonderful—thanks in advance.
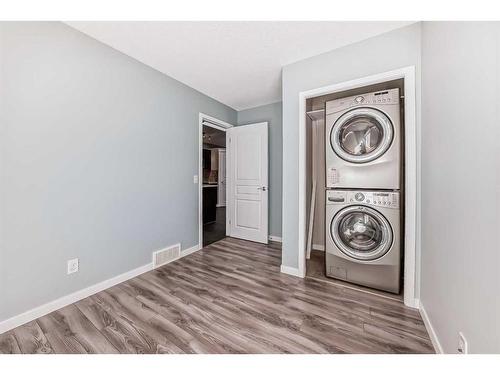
[304,78,406,299]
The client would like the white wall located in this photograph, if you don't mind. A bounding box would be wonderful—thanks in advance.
[420,22,500,353]
[0,22,236,322]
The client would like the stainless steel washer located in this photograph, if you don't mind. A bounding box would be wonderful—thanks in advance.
[325,88,401,189]
[325,189,401,293]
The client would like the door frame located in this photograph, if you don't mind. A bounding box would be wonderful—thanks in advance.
[296,66,419,308]
[198,113,233,249]
[216,149,227,207]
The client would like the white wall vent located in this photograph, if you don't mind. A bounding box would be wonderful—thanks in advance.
[153,243,180,268]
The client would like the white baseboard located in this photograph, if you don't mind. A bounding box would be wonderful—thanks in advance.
[280,264,302,277]
[181,243,202,257]
[419,300,444,354]
[409,297,420,309]
[268,235,282,243]
[0,262,153,335]
[0,242,203,335]
[312,244,324,251]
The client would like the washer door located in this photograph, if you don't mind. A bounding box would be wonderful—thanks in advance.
[331,205,393,261]
[330,107,394,163]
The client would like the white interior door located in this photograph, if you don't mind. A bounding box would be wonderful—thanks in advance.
[227,122,268,243]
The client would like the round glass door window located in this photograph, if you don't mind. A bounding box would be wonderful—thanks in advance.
[330,107,394,163]
[331,206,393,261]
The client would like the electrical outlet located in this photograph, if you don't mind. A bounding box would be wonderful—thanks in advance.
[193,175,199,184]
[67,258,79,274]
[458,332,468,354]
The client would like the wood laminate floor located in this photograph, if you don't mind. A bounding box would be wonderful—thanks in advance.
[203,207,226,247]
[0,238,434,354]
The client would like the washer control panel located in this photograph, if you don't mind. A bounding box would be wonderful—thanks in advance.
[326,88,400,114]
[327,190,399,209]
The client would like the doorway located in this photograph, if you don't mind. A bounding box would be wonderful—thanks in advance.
[198,114,270,248]
[296,67,418,308]
[198,114,232,247]
[304,79,405,301]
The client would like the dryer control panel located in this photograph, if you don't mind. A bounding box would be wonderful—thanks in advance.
[326,190,400,209]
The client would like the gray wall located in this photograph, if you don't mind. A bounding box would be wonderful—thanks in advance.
[0,22,236,321]
[420,22,500,353]
[237,102,282,237]
[281,23,422,270]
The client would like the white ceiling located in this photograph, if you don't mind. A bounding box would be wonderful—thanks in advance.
[66,21,413,110]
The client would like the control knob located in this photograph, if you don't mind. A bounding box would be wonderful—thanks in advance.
[354,193,365,201]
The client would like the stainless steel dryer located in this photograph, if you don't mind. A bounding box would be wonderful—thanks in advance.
[325,189,401,293]
[325,88,401,189]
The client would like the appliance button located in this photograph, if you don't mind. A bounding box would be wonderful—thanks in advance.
[355,96,364,103]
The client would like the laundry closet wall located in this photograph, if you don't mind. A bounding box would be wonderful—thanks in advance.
[281,22,422,277]
[0,22,237,322]
[305,113,325,250]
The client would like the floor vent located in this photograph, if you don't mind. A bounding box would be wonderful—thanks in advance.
[153,243,180,268]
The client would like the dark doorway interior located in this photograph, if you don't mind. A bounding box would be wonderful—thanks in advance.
[202,125,226,247]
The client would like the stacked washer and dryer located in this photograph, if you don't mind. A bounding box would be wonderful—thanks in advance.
[324,88,402,293]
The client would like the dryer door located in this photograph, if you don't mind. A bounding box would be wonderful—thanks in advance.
[330,107,394,163]
[331,205,393,261]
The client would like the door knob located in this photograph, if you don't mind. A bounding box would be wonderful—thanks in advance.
[257,186,267,191]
